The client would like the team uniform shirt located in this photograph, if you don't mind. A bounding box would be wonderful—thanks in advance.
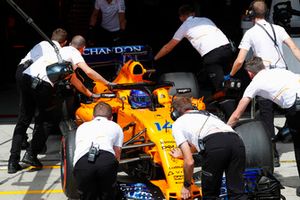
[23,46,84,86]
[173,16,229,57]
[94,0,125,32]
[243,69,300,108]
[60,46,85,70]
[239,19,290,68]
[172,110,236,152]
[73,116,123,166]
[19,40,61,65]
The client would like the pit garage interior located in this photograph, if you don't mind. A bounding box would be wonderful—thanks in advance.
[1,0,250,86]
[1,0,300,199]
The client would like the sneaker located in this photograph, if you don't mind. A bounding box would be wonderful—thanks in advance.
[21,152,43,168]
[38,145,47,154]
[8,161,22,174]
[274,157,280,168]
[297,186,300,197]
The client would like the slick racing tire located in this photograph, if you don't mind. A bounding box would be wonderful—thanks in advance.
[234,119,274,173]
[159,72,200,98]
[60,120,79,199]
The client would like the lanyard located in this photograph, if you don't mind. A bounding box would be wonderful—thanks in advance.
[256,22,288,70]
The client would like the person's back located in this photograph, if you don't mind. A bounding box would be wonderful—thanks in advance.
[170,97,247,199]
[244,68,300,108]
[19,28,68,65]
[73,102,123,200]
[154,4,233,93]
[174,16,229,57]
[241,19,289,68]
[60,45,84,70]
[173,110,235,144]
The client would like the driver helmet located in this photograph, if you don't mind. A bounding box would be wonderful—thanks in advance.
[129,90,151,108]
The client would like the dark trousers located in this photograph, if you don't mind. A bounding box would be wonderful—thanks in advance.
[14,62,34,146]
[202,44,233,92]
[286,109,300,178]
[10,72,35,162]
[201,132,247,200]
[73,151,119,200]
[257,97,279,159]
[9,74,59,161]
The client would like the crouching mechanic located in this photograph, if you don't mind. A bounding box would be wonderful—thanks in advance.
[73,102,124,200]
[227,56,300,197]
[170,96,247,200]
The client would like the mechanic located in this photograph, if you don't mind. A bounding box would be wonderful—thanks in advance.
[8,28,68,174]
[227,56,300,197]
[73,101,123,200]
[170,96,247,200]
[9,35,111,173]
[88,0,126,46]
[154,4,234,93]
[227,0,300,168]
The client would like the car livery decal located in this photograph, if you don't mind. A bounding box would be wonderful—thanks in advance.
[154,121,172,131]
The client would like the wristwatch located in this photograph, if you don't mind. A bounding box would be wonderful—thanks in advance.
[183,181,191,188]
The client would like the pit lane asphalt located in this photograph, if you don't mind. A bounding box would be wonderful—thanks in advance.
[0,84,299,200]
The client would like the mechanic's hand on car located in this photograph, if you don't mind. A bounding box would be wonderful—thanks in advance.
[106,82,117,90]
[169,148,183,159]
[181,186,191,200]
[107,82,117,86]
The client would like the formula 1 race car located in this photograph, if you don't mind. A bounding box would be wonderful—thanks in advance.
[4,0,280,198]
[59,45,277,200]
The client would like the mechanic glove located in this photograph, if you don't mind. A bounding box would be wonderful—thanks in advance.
[224,74,232,81]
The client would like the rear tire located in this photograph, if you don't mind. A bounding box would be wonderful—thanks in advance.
[234,119,274,173]
[60,120,79,199]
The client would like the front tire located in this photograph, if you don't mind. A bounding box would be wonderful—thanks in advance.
[60,120,79,199]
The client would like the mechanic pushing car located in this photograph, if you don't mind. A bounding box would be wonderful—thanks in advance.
[170,96,247,199]
[154,4,234,93]
[8,28,69,174]
[10,35,111,173]
[73,102,123,200]
[227,56,300,197]
[228,0,300,168]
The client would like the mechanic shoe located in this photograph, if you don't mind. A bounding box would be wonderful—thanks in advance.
[297,186,300,197]
[8,161,22,174]
[37,145,47,155]
[21,152,43,168]
[274,157,280,168]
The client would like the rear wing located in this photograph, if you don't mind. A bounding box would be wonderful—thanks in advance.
[83,45,153,68]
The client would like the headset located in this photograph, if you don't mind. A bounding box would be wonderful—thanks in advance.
[170,96,202,121]
[170,106,181,121]
[171,105,210,121]
[247,0,270,20]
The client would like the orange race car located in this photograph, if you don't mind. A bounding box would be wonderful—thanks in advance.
[5,0,280,198]
[60,48,275,200]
